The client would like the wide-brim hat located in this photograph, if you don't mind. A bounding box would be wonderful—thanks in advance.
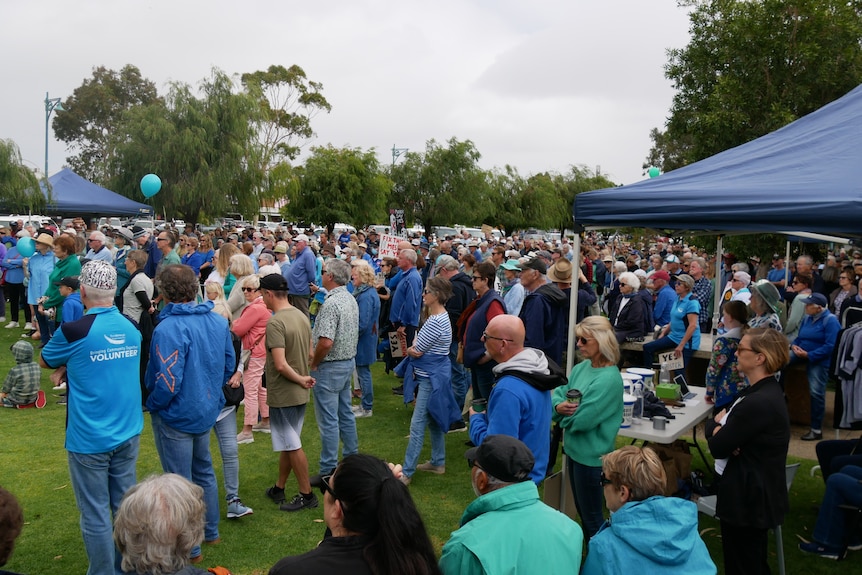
[750,280,782,313]
[35,233,54,247]
[547,259,573,283]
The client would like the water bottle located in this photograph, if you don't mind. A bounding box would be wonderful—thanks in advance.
[632,382,644,423]
[659,362,671,385]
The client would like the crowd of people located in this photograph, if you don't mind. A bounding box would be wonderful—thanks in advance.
[2,217,861,572]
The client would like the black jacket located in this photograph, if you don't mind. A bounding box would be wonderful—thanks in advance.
[445,272,476,343]
[706,376,790,529]
[609,293,650,343]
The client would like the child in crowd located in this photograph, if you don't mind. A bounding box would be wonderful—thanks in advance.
[56,276,84,324]
[1,341,42,408]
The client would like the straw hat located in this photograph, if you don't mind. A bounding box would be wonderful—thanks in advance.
[35,233,54,247]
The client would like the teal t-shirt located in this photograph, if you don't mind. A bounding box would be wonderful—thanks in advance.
[41,306,143,454]
[669,293,701,349]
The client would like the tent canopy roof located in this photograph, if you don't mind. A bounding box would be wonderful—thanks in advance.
[43,168,151,216]
[574,84,862,238]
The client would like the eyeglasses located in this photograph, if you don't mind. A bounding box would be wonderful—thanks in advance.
[423,289,433,294]
[88,238,99,242]
[600,471,613,487]
[577,336,594,345]
[241,287,257,293]
[736,346,757,354]
[315,474,337,498]
[482,331,512,342]
[157,237,168,242]
[791,280,802,285]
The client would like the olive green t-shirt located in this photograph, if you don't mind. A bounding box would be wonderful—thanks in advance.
[265,306,312,408]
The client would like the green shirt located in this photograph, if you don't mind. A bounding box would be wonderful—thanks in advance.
[552,361,624,467]
[265,306,312,408]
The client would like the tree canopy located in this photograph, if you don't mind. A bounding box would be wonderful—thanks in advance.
[0,139,45,213]
[389,138,491,234]
[287,145,391,232]
[646,0,862,171]
[53,65,159,185]
[108,69,263,224]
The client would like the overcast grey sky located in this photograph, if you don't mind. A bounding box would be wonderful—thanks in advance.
[1,0,692,189]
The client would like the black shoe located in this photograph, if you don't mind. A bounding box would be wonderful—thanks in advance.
[464,439,476,447]
[57,398,67,406]
[448,420,467,433]
[265,485,286,504]
[391,385,404,395]
[280,493,318,512]
[801,430,823,441]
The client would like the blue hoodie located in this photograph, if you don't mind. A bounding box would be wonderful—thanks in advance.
[145,301,235,434]
[582,496,716,575]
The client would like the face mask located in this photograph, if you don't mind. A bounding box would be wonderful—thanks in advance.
[371,248,378,256]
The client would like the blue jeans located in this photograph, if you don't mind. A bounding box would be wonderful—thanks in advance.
[67,435,140,575]
[312,359,359,475]
[813,465,862,548]
[403,374,446,477]
[36,309,55,345]
[212,408,239,501]
[470,361,496,401]
[356,363,374,411]
[807,361,829,431]
[567,458,605,539]
[150,412,220,559]
[449,339,469,410]
[816,440,862,482]
[642,335,693,373]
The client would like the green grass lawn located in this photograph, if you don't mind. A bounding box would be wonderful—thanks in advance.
[0,302,854,574]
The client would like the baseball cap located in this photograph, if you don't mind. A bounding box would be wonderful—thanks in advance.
[294,233,310,243]
[519,257,547,275]
[651,270,670,282]
[259,273,288,291]
[54,276,80,290]
[465,435,534,483]
[799,293,828,307]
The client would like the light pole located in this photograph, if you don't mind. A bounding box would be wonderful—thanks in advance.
[44,92,64,181]
[391,145,408,166]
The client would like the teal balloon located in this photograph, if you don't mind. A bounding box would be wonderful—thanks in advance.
[648,167,660,178]
[140,174,162,198]
[17,236,35,257]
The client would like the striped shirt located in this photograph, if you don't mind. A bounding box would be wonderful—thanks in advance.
[413,312,452,377]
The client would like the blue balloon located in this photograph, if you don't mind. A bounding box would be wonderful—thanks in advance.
[17,236,35,257]
[140,174,162,198]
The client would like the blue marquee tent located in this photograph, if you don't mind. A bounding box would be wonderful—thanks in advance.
[43,168,151,216]
[574,84,862,237]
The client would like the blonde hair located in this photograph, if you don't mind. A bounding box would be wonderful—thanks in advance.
[603,446,666,502]
[744,327,790,373]
[229,253,254,279]
[576,315,620,365]
[215,243,240,277]
[113,474,205,575]
[351,260,376,286]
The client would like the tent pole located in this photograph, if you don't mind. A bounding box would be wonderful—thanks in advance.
[785,240,791,291]
[713,235,723,333]
[568,232,581,375]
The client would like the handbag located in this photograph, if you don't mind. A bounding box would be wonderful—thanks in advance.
[222,382,244,407]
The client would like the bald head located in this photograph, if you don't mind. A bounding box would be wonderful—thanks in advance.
[485,315,525,362]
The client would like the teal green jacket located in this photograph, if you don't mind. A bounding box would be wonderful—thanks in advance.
[439,481,583,575]
[552,361,623,467]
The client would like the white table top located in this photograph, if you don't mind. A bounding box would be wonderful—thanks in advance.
[618,386,714,443]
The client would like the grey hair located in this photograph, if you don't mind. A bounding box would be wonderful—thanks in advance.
[618,271,641,290]
[113,474,205,575]
[258,253,274,266]
[613,261,627,274]
[732,262,750,273]
[127,249,148,268]
[436,254,459,271]
[81,284,115,306]
[400,249,417,265]
[89,230,106,243]
[325,258,351,286]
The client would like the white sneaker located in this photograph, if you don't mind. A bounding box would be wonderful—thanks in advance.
[23,322,33,330]
[5,321,18,329]
[236,431,254,444]
[0,317,5,323]
[354,409,373,418]
[350,404,364,414]
[52,382,67,391]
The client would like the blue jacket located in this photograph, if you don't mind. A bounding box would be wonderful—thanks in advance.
[653,284,675,326]
[287,246,316,296]
[793,308,841,366]
[353,284,380,366]
[519,283,568,365]
[395,353,460,431]
[582,496,715,575]
[469,372,552,483]
[61,293,84,324]
[1,246,25,284]
[27,251,56,305]
[389,266,423,328]
[463,290,506,367]
[145,301,235,434]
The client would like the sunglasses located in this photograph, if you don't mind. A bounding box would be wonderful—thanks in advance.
[600,471,613,487]
[423,289,433,294]
[315,474,336,498]
[241,287,257,293]
[577,336,594,345]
